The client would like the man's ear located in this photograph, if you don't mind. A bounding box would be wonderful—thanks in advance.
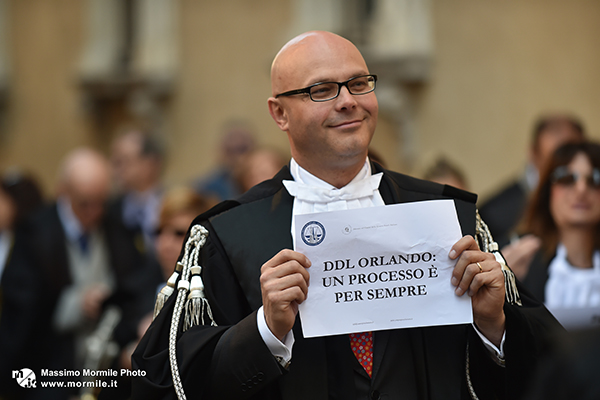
[267,97,289,132]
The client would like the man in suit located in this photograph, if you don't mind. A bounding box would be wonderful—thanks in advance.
[23,149,151,399]
[110,128,165,254]
[194,120,256,201]
[132,31,560,400]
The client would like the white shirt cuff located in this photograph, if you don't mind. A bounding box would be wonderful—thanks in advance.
[257,306,294,365]
[472,323,506,362]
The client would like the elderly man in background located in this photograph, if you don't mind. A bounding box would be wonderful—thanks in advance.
[17,148,151,399]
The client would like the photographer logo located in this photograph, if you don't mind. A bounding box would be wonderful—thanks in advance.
[13,368,36,388]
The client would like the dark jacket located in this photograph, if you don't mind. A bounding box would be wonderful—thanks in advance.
[133,164,560,400]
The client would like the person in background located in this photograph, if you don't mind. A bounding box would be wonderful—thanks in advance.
[23,148,150,399]
[194,120,256,201]
[154,187,217,282]
[480,114,585,247]
[423,156,469,191]
[0,170,44,399]
[521,141,600,329]
[110,128,165,254]
[480,114,585,281]
[233,147,288,193]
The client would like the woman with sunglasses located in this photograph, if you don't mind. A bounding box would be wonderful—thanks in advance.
[154,187,217,292]
[520,141,600,328]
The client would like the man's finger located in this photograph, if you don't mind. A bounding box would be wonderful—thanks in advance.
[262,249,311,271]
[449,235,479,260]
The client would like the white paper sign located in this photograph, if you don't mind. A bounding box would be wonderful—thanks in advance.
[295,199,473,338]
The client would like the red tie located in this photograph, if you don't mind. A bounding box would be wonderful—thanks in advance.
[349,331,373,377]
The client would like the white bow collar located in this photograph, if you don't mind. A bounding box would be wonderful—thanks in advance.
[283,173,382,203]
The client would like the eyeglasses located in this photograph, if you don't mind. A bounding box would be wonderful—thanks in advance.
[275,74,377,102]
[551,166,600,189]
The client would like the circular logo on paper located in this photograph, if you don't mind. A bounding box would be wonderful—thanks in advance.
[301,221,326,246]
[342,225,352,235]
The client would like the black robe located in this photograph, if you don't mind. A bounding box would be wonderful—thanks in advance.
[132,164,561,400]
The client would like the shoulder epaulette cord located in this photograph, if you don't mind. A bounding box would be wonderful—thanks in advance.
[153,224,215,400]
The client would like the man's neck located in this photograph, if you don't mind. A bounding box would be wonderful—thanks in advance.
[293,158,368,189]
[56,196,87,240]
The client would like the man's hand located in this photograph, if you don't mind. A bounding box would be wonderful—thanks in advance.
[260,249,311,341]
[450,236,506,347]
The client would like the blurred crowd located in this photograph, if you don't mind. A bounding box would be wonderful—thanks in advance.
[0,125,286,400]
[425,113,600,329]
[1,112,600,399]
[424,113,600,397]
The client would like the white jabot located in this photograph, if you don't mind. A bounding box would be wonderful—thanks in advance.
[282,158,385,239]
[283,178,382,204]
[545,244,600,309]
[283,158,384,212]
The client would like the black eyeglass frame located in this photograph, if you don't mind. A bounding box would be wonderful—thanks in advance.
[551,166,600,189]
[274,74,378,102]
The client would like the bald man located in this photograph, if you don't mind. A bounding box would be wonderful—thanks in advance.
[133,32,559,400]
[18,148,153,398]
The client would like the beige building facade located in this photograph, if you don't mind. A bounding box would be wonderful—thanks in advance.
[0,0,599,203]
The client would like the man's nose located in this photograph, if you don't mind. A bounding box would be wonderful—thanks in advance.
[335,85,357,109]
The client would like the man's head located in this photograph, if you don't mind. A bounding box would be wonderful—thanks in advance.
[0,170,43,229]
[267,31,378,186]
[58,148,111,231]
[234,147,287,193]
[111,129,164,193]
[218,121,256,170]
[530,114,585,173]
